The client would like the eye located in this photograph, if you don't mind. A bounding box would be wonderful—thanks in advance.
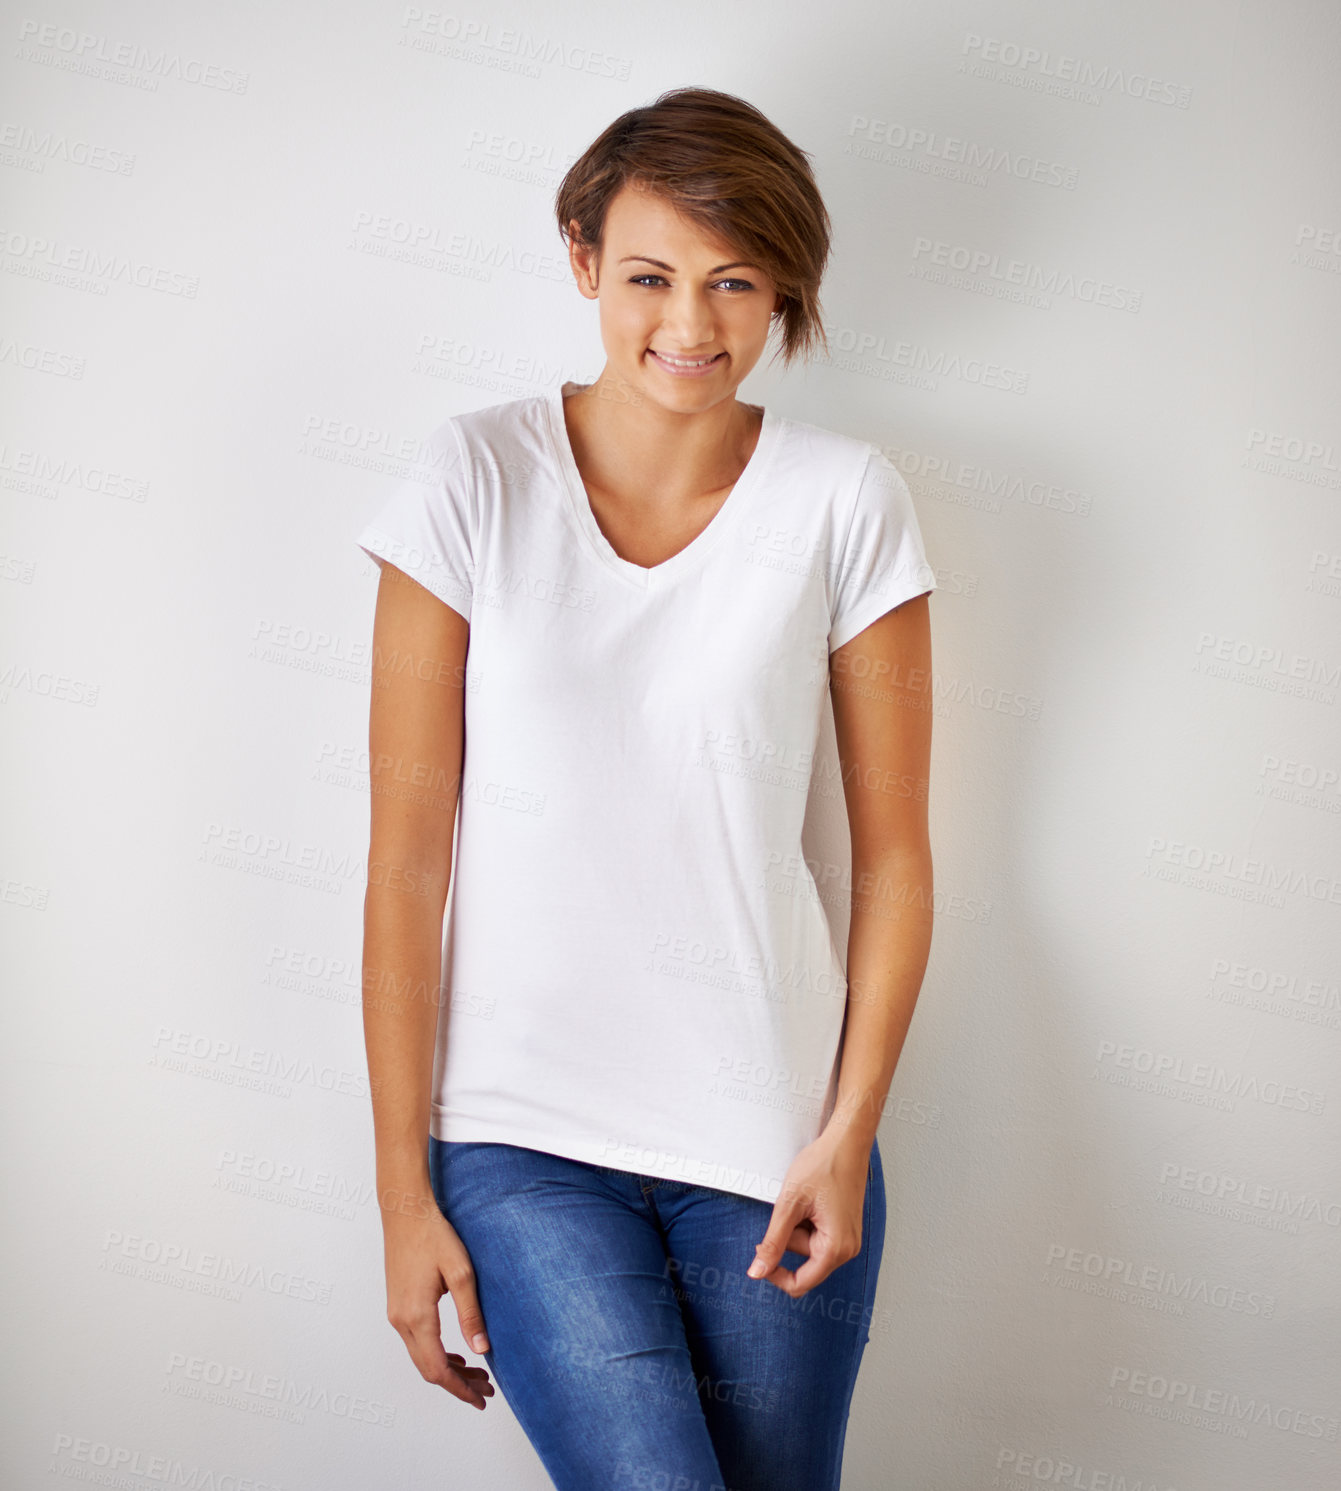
[626,274,756,292]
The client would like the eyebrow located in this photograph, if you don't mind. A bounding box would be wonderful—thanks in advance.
[618,256,759,274]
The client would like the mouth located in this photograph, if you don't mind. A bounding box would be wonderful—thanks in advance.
[647,349,727,374]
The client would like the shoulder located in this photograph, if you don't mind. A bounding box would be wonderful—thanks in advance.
[771,412,907,525]
[765,413,875,527]
[439,392,548,448]
[773,410,873,475]
[411,394,549,499]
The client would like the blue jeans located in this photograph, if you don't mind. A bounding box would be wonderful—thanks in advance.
[428,1136,886,1491]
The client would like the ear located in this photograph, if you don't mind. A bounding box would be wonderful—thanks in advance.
[569,220,599,299]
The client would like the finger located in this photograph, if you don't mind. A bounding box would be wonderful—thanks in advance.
[446,1270,492,1357]
[777,1229,861,1298]
[400,1321,490,1409]
[747,1197,807,1279]
[753,1257,798,1292]
[786,1249,837,1296]
[756,1244,836,1297]
[785,1223,813,1256]
[444,1353,495,1394]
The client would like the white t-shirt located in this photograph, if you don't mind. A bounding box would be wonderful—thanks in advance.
[356,381,936,1203]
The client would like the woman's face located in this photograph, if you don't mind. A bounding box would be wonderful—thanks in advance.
[568,183,782,412]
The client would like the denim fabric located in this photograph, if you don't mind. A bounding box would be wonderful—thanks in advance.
[428,1136,886,1491]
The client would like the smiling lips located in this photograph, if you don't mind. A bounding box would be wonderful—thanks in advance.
[648,349,726,375]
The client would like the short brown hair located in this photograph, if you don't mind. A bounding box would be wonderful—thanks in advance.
[554,87,832,369]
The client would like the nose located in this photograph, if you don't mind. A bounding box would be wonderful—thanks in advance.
[658,287,717,352]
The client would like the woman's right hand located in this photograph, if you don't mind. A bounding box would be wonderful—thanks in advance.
[383,1200,497,1411]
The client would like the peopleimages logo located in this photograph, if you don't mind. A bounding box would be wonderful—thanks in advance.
[0,441,148,500]
[1144,835,1341,907]
[1108,1366,1338,1440]
[959,33,1193,108]
[15,20,250,92]
[149,1025,369,1101]
[995,1446,1179,1489]
[0,335,85,378]
[1157,1162,1341,1229]
[1291,224,1341,274]
[909,237,1142,312]
[1043,1243,1275,1318]
[0,226,199,297]
[49,1434,281,1489]
[163,1352,396,1427]
[1241,426,1341,488]
[1093,1037,1326,1116]
[820,322,1030,393]
[844,115,1080,190]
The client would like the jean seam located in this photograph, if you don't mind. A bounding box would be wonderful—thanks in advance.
[860,1155,874,1344]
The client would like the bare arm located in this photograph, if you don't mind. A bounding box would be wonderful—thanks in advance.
[364,560,465,1198]
[746,592,935,1295]
[822,591,935,1153]
[363,561,494,1409]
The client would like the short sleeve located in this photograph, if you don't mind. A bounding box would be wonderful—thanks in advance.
[355,416,474,623]
[828,445,936,652]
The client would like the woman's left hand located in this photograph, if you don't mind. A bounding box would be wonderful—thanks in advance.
[746,1130,871,1297]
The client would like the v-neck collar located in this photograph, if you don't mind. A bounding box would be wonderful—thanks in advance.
[544,380,781,590]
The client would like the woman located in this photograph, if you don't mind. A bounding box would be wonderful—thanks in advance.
[356,87,936,1491]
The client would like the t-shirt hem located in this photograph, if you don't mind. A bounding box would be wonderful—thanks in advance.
[429,1109,787,1205]
[828,573,936,653]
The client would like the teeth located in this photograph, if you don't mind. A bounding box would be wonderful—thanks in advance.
[654,351,719,368]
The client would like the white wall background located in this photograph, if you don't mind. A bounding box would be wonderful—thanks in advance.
[3,2,1338,1488]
